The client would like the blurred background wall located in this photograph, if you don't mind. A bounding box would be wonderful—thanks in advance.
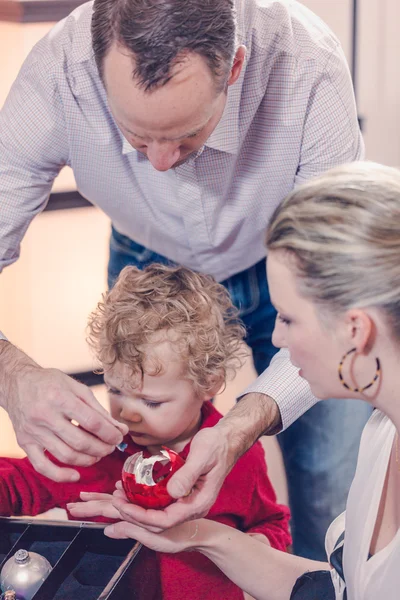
[0,0,399,507]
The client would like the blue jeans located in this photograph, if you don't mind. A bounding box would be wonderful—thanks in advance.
[108,227,372,560]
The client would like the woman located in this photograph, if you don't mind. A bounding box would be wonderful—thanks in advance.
[76,162,400,599]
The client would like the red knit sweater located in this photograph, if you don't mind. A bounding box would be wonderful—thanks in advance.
[0,402,291,599]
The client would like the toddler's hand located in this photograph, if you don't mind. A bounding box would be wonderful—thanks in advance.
[67,491,121,520]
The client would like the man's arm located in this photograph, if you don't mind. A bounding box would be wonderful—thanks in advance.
[241,348,317,431]
[295,43,364,185]
[0,44,68,273]
[0,38,127,480]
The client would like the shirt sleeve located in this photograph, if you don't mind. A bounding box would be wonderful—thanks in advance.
[241,348,319,430]
[0,453,118,517]
[0,42,69,274]
[294,44,364,184]
[240,442,291,552]
[240,47,363,430]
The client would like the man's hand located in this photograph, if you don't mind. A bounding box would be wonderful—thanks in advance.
[0,342,128,482]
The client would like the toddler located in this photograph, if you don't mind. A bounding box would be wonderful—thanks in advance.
[0,264,290,599]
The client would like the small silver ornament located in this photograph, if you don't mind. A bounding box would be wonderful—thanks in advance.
[0,549,52,600]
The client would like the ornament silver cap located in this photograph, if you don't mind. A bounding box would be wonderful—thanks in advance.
[14,550,29,564]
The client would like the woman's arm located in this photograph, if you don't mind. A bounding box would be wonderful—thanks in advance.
[194,520,328,600]
[105,516,329,600]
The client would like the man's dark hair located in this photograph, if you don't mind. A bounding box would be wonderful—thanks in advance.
[91,0,236,92]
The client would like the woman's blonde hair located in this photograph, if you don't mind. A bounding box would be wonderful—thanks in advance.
[87,264,246,395]
[266,162,400,337]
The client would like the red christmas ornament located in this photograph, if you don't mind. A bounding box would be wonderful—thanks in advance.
[122,447,185,509]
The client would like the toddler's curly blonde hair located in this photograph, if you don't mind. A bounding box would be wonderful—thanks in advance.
[87,264,247,396]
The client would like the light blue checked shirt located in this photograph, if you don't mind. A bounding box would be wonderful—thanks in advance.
[0,0,363,427]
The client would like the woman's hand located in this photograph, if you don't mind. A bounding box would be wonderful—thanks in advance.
[104,518,202,554]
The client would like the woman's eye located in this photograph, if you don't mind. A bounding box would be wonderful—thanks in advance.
[278,314,291,326]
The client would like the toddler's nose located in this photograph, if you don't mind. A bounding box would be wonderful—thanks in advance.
[121,408,143,423]
[129,412,143,423]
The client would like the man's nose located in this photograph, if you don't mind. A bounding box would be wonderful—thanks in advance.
[147,142,180,171]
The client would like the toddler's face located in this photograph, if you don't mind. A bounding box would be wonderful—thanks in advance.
[104,340,212,453]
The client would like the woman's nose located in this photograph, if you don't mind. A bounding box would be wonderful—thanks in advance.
[272,319,286,349]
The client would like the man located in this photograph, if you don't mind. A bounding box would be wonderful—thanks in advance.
[0,0,370,559]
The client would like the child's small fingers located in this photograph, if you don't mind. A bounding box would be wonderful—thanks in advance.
[113,489,127,500]
[67,503,97,516]
[67,499,120,519]
[79,491,112,501]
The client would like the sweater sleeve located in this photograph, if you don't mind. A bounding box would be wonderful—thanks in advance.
[0,452,122,517]
[239,442,291,552]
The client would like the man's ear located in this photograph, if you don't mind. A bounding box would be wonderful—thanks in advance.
[344,309,375,353]
[227,45,246,87]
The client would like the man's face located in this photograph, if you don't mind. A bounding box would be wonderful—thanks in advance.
[103,45,241,171]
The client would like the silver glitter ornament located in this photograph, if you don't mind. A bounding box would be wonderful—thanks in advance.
[0,549,52,600]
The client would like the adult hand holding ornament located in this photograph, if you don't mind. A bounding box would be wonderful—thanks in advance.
[67,446,187,521]
[121,447,186,509]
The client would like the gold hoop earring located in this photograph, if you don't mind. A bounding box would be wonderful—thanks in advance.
[338,347,380,393]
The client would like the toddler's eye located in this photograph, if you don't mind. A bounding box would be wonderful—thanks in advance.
[143,399,161,409]
[107,387,121,395]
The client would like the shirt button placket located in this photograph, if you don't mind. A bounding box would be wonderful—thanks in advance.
[175,158,210,271]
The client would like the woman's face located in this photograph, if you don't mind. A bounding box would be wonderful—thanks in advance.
[267,250,348,400]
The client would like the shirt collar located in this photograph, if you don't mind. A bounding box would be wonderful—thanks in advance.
[203,78,242,155]
[122,135,136,155]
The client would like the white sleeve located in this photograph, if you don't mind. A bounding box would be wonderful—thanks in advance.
[241,348,319,430]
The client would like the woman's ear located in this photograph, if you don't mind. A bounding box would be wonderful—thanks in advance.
[344,309,375,353]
